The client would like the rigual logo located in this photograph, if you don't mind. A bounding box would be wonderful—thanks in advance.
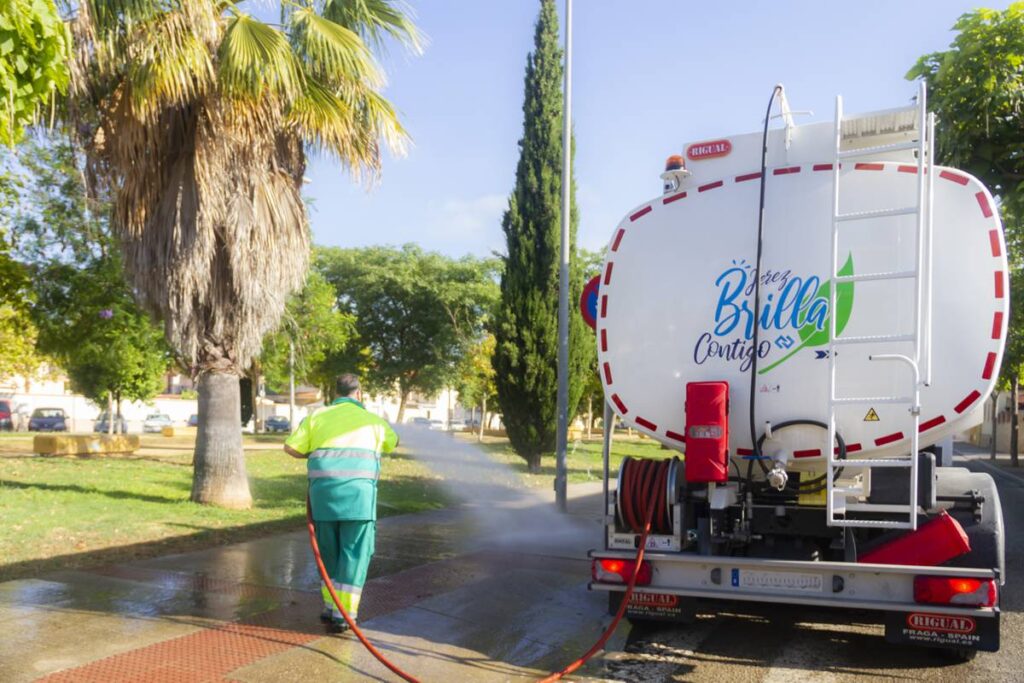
[907,613,976,634]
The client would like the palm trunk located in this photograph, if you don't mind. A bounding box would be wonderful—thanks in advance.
[1012,376,1020,467]
[192,371,252,509]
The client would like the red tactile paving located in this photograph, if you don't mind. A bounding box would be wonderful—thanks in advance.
[39,550,587,681]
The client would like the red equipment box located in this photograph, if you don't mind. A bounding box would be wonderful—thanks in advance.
[684,381,729,483]
[859,510,971,566]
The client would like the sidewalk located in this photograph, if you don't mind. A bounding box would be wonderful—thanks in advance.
[0,428,622,682]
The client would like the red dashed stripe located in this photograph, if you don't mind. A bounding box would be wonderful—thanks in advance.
[603,262,614,286]
[976,192,993,218]
[995,272,1004,298]
[955,391,981,414]
[897,165,918,174]
[662,191,687,204]
[665,430,686,442]
[990,230,1002,257]
[773,166,800,175]
[600,329,608,352]
[736,447,754,456]
[875,431,904,447]
[611,393,628,414]
[855,163,884,171]
[600,295,608,318]
[735,172,762,183]
[611,229,625,252]
[940,170,968,185]
[812,163,834,172]
[698,180,724,192]
[635,416,658,431]
[983,352,997,380]
[846,443,863,454]
[602,362,613,384]
[919,415,947,432]
[993,312,1004,340]
[630,206,652,222]
[793,449,821,458]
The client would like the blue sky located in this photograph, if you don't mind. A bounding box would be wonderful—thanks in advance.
[300,1,1011,258]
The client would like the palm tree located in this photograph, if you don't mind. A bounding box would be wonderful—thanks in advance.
[63,0,421,508]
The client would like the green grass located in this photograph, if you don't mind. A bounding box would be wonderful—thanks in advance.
[0,441,449,581]
[472,434,676,488]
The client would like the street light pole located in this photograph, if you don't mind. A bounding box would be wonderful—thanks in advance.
[288,338,295,433]
[555,0,573,513]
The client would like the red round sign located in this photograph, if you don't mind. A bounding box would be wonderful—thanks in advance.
[580,275,601,331]
[686,139,732,161]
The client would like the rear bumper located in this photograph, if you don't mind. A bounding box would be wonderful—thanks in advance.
[589,549,998,618]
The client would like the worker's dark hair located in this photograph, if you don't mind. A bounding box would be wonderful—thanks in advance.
[336,373,361,397]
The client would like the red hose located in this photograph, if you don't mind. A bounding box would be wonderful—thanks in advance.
[307,458,667,683]
[306,497,421,683]
[537,460,660,682]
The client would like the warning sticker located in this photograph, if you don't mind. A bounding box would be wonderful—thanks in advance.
[864,408,880,422]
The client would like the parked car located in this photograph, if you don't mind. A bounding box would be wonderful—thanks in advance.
[428,419,446,431]
[188,414,199,427]
[93,411,128,434]
[142,413,173,433]
[29,408,67,432]
[0,400,12,431]
[448,419,467,431]
[409,417,431,426]
[265,416,290,433]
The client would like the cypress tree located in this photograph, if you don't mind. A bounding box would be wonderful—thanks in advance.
[494,0,589,472]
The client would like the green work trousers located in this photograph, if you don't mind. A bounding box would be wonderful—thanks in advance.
[314,519,375,619]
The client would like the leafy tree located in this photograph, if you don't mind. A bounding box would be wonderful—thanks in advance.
[64,2,421,507]
[12,131,169,424]
[260,268,357,397]
[455,333,498,441]
[318,245,499,422]
[494,0,589,471]
[0,0,69,146]
[0,306,52,390]
[909,4,1024,464]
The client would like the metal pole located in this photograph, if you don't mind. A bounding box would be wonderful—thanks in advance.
[288,338,295,433]
[555,0,573,513]
[602,400,612,549]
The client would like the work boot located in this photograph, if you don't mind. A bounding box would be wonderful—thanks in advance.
[327,616,355,634]
[319,608,333,624]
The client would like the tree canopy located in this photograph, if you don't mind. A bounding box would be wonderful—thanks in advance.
[317,244,499,421]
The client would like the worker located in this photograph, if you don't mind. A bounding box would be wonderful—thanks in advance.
[284,373,399,633]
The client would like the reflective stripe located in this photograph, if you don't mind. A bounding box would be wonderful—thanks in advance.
[310,447,381,459]
[339,583,363,595]
[308,469,380,480]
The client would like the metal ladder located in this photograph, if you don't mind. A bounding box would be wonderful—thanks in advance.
[825,81,935,530]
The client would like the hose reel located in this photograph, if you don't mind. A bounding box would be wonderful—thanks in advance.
[616,456,681,535]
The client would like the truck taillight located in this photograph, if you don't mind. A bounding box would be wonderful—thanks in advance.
[592,558,652,586]
[913,576,997,607]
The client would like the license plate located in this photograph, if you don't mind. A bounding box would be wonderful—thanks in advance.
[731,568,824,593]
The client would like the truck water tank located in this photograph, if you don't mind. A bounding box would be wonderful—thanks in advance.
[598,123,1007,463]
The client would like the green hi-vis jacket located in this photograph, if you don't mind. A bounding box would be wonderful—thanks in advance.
[286,398,399,521]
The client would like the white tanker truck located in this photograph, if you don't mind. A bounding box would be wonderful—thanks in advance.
[588,83,1006,660]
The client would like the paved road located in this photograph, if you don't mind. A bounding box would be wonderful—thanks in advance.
[580,453,1024,682]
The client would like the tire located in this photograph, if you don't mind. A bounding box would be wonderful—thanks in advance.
[935,467,1004,581]
[934,646,978,663]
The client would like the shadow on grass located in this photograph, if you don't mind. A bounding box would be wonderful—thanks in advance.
[0,478,191,503]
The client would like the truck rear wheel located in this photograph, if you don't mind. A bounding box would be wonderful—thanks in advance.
[934,467,1004,580]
